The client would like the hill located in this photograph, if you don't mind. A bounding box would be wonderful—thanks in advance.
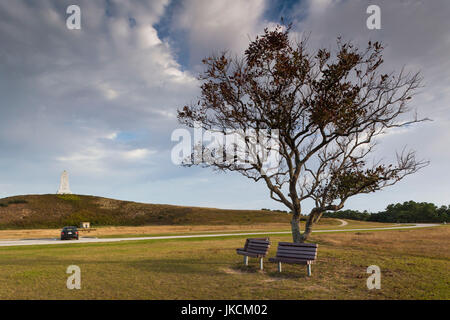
[0,194,293,229]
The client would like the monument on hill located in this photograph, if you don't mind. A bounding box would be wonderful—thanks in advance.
[57,170,72,195]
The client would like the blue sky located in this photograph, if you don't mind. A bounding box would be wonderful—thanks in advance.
[0,0,449,214]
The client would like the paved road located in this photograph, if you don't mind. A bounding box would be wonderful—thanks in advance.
[336,219,349,226]
[0,223,440,247]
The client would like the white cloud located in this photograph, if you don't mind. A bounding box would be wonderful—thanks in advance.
[97,82,119,100]
[0,0,199,187]
[308,0,335,14]
[288,0,450,211]
[122,148,155,160]
[172,0,269,66]
[56,143,157,175]
[105,132,118,140]
[137,25,162,48]
[0,0,449,212]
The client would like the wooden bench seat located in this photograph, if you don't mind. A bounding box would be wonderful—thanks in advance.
[269,242,318,276]
[236,238,270,270]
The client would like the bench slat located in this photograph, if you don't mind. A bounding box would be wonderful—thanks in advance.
[276,249,316,256]
[277,245,317,252]
[276,253,316,260]
[276,252,316,259]
[248,242,270,248]
[246,245,269,251]
[237,248,264,256]
[249,245,269,248]
[276,248,317,255]
[247,251,269,255]
[237,251,262,258]
[246,249,267,255]
[278,242,318,248]
[269,257,313,264]
[243,238,268,249]
[247,249,269,255]
[277,250,317,256]
[247,245,270,251]
[249,240,270,245]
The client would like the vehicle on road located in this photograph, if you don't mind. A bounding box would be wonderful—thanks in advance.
[61,226,79,240]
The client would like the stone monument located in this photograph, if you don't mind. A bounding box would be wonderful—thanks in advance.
[57,170,72,195]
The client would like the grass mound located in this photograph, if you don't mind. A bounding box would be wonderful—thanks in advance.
[0,194,294,229]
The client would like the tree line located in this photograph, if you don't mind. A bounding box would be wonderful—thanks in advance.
[323,201,448,223]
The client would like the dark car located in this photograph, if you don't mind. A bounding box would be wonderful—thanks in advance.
[61,226,79,240]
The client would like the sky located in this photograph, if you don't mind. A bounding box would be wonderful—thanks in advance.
[0,0,449,213]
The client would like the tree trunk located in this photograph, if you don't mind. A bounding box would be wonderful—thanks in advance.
[291,215,302,243]
[300,220,313,242]
[300,211,322,242]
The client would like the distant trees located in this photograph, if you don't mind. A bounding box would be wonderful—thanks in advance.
[261,208,290,214]
[323,209,371,221]
[0,199,28,207]
[371,201,448,223]
[323,201,449,223]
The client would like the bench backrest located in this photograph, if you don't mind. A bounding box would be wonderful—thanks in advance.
[275,242,318,261]
[243,238,270,256]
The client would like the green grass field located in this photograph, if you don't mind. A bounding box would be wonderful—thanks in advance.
[0,225,448,299]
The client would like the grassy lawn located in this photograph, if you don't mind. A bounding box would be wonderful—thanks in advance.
[0,226,448,299]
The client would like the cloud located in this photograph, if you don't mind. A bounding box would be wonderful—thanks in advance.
[122,148,155,160]
[105,132,119,140]
[287,0,450,211]
[0,3,196,144]
[0,0,449,213]
[171,0,269,67]
[57,145,156,170]
[0,0,198,194]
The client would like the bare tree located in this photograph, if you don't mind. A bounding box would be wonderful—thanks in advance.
[177,26,429,243]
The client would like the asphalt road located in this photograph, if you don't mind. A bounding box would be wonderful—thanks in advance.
[0,223,440,247]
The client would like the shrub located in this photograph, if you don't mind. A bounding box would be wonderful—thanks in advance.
[7,199,28,205]
[57,194,81,201]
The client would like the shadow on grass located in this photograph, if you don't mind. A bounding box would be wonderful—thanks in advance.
[266,270,310,280]
[126,258,229,275]
[227,262,311,280]
[230,264,261,274]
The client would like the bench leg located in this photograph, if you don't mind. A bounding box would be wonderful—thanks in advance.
[259,258,263,270]
[307,264,312,277]
[243,256,248,266]
[278,262,282,273]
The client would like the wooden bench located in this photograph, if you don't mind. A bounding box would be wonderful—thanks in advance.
[236,238,270,270]
[269,242,318,276]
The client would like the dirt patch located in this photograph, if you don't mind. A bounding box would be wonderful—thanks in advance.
[221,267,247,275]
[316,238,344,246]
[95,198,121,210]
[261,278,283,282]
[303,284,332,292]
